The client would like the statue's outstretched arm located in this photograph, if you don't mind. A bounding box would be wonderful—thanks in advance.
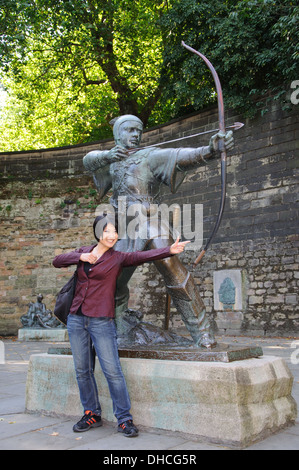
[175,131,234,170]
[150,131,233,172]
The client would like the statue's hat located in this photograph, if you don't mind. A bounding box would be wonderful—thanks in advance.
[112,115,143,140]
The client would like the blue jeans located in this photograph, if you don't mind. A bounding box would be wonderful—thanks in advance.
[67,315,132,425]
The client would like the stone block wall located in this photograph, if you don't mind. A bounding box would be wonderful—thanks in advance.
[0,99,298,336]
[130,103,299,337]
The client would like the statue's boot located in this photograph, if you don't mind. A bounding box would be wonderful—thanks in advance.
[114,256,216,348]
[166,272,216,349]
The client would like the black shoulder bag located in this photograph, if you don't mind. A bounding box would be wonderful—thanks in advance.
[54,270,78,326]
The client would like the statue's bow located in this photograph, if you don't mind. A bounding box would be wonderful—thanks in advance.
[182,41,227,267]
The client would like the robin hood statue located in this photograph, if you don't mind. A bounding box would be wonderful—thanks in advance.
[83,114,233,348]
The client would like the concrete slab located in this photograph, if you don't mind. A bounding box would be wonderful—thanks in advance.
[72,429,188,451]
[0,413,63,440]
[18,329,68,342]
[246,427,299,450]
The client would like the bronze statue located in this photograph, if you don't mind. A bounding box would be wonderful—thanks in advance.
[83,115,233,348]
[21,294,64,329]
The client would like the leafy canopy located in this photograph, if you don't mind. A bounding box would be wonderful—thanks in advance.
[160,0,298,118]
[0,0,297,151]
[0,0,169,149]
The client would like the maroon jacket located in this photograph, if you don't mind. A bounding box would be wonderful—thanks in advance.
[53,245,172,318]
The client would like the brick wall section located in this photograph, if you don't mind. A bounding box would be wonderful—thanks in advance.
[0,100,298,336]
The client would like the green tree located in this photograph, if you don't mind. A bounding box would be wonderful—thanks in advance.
[0,0,297,151]
[0,0,170,149]
[160,0,299,117]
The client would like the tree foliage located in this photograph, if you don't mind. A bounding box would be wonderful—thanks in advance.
[0,0,169,149]
[0,0,297,151]
[160,0,298,118]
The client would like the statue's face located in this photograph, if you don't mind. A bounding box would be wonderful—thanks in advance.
[117,120,143,149]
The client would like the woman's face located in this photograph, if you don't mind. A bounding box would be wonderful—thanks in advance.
[99,223,118,249]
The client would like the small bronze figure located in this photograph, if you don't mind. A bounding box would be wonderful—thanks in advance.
[21,294,64,329]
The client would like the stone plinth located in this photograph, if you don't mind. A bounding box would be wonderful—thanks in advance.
[25,353,297,448]
[18,328,68,342]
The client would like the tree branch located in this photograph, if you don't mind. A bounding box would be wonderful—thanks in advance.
[81,67,106,86]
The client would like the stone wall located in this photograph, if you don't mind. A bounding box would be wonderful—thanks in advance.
[130,103,299,337]
[0,100,298,336]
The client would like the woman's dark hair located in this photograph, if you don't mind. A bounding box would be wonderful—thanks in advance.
[93,213,118,241]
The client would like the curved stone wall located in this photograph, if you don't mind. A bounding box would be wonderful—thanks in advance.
[0,102,298,336]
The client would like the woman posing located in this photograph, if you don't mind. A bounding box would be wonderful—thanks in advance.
[53,214,189,437]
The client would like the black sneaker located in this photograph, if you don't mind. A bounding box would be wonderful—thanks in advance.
[118,420,139,437]
[73,410,102,432]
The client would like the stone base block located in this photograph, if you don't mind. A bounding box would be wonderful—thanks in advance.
[25,354,297,448]
[18,328,68,342]
[216,310,244,334]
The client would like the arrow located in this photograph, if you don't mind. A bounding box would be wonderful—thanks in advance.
[127,122,244,155]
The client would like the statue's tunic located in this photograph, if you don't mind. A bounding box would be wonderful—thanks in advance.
[90,147,186,206]
[88,147,187,251]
